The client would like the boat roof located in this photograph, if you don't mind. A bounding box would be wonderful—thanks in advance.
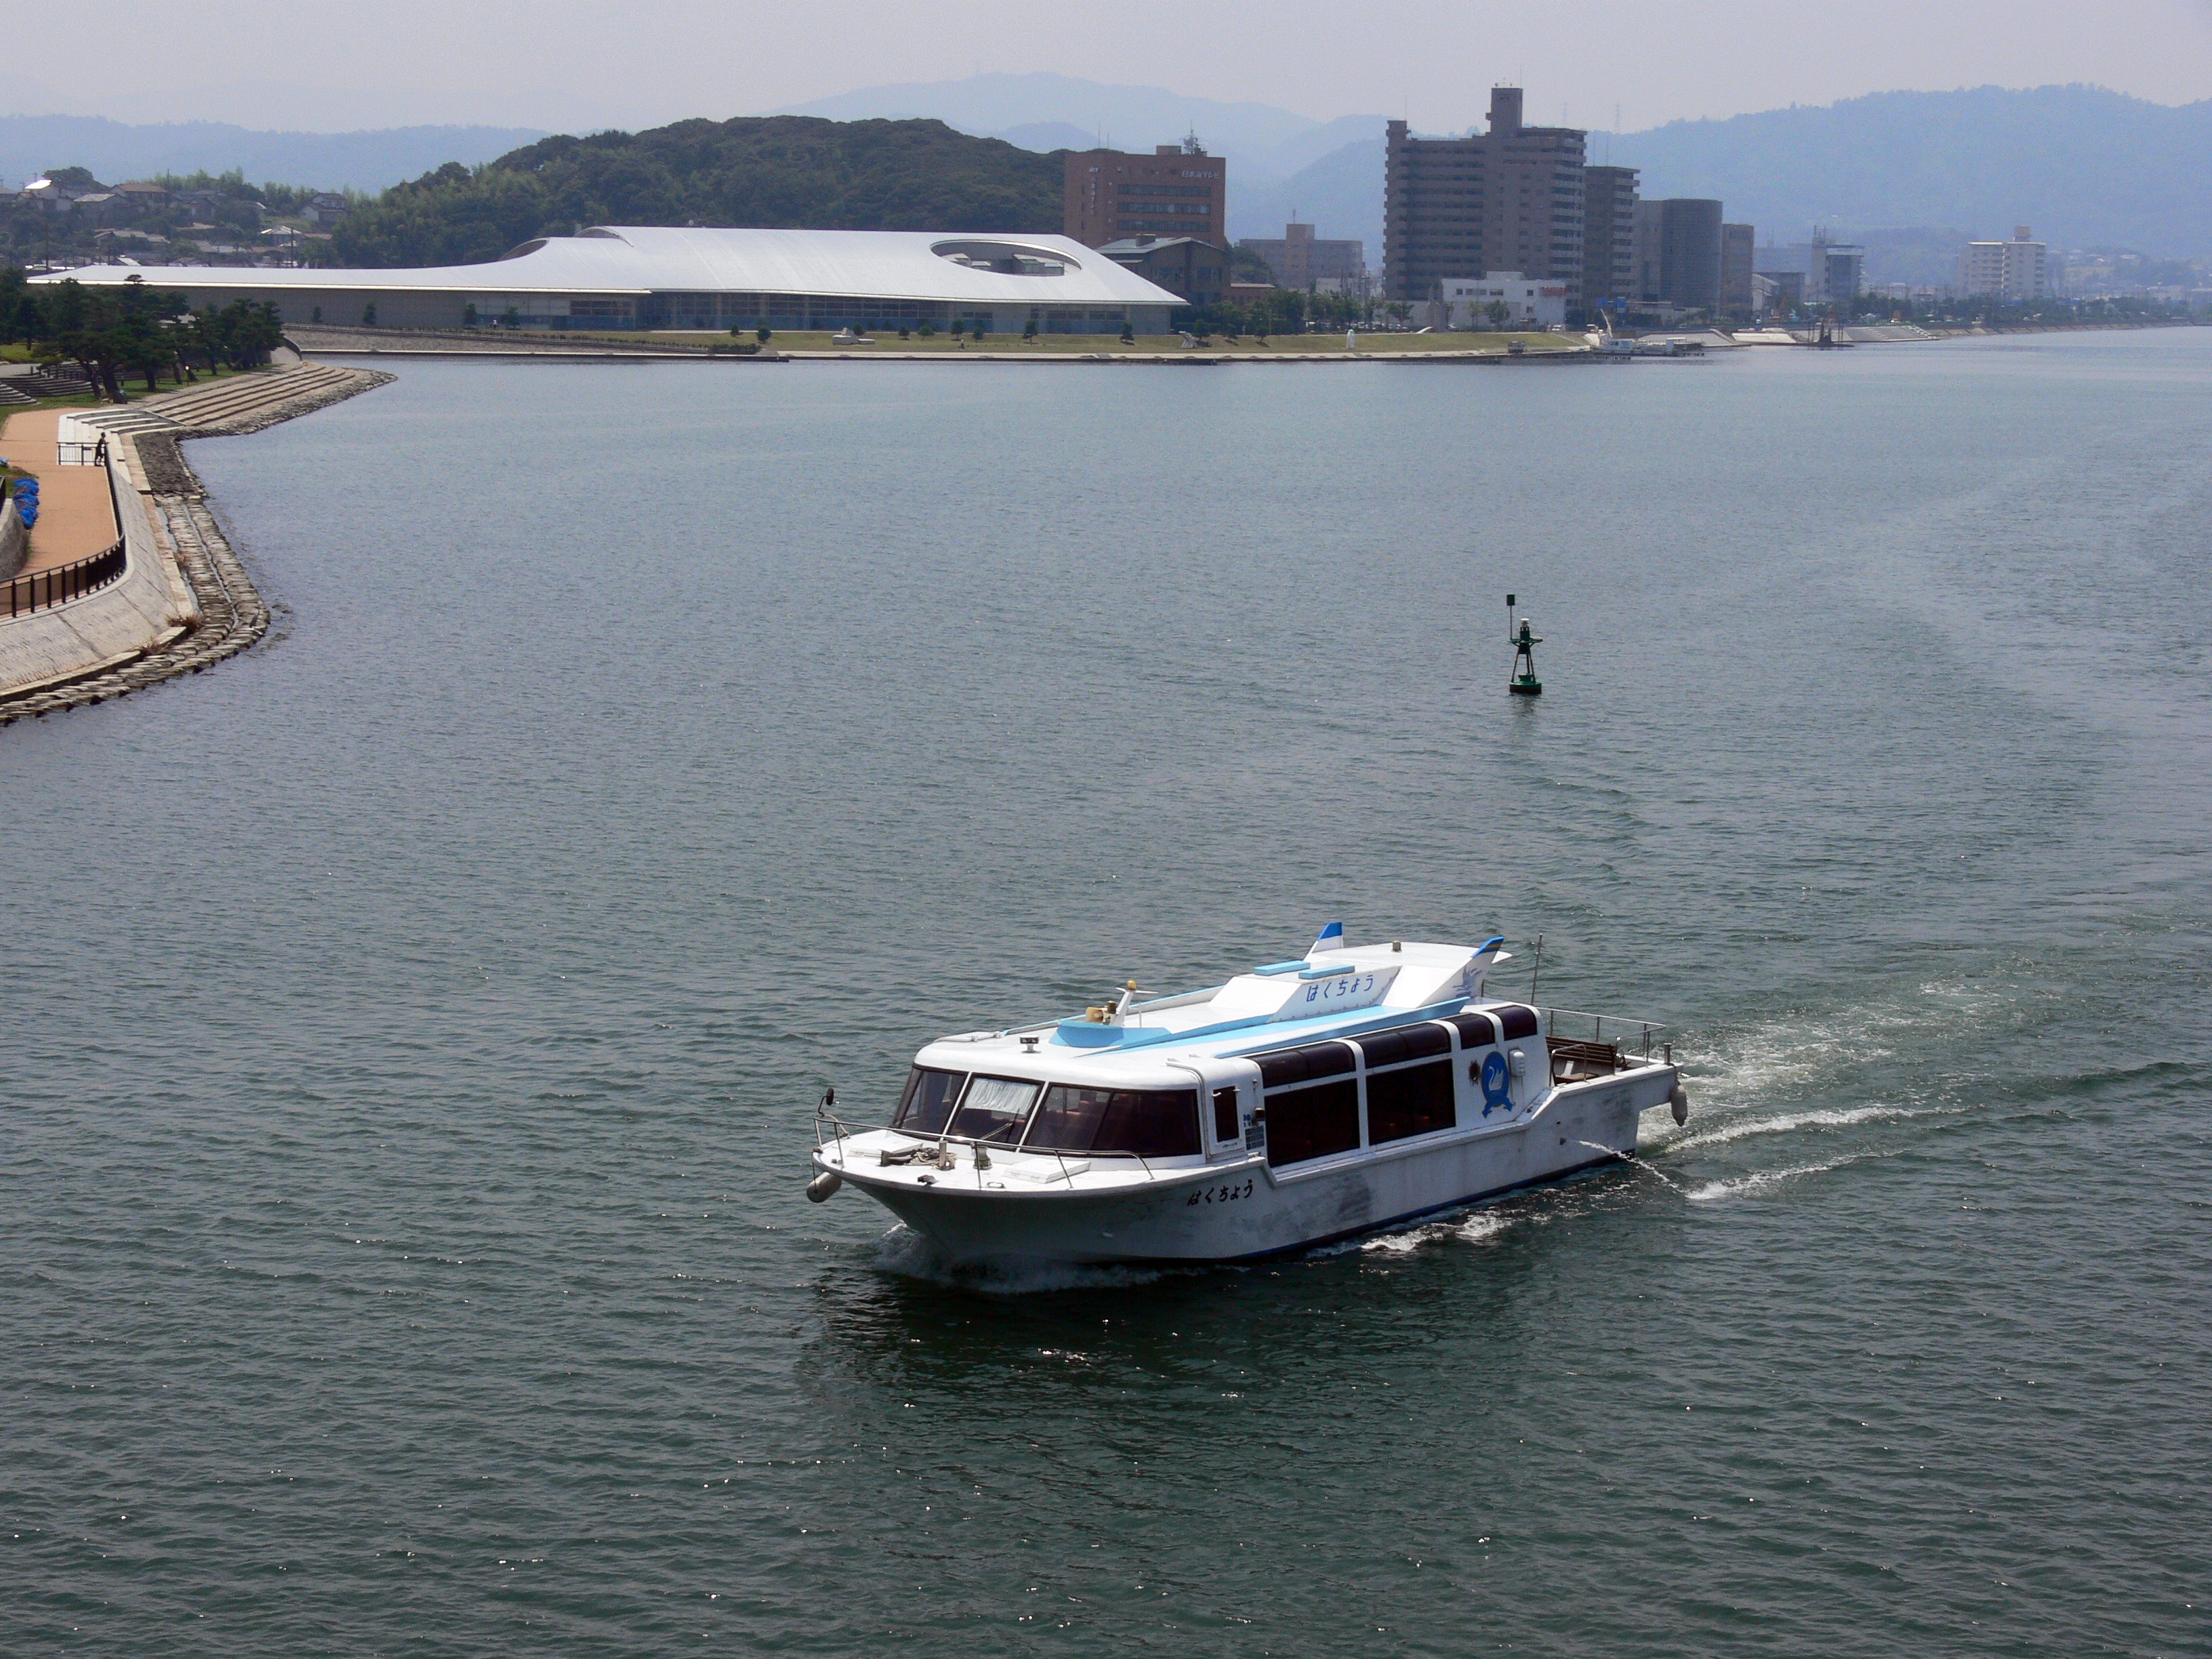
[912,937,1527,1088]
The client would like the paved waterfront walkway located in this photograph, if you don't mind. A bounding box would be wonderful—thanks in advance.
[1,363,392,718]
[2,410,119,575]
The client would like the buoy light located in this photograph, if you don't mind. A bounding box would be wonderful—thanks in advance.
[1506,593,1543,697]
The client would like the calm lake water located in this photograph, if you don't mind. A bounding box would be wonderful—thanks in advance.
[5,335,2209,1656]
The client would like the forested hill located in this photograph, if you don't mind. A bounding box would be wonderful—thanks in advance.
[328,117,1064,267]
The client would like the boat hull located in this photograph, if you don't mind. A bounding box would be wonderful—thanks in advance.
[825,1065,1673,1267]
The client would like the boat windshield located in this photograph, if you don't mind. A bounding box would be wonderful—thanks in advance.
[948,1076,1042,1143]
[1023,1085,1200,1159]
[892,1067,966,1134]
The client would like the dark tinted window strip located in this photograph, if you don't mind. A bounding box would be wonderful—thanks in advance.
[1254,1040,1357,1090]
[1451,1012,1498,1047]
[1357,1022,1452,1069]
[1495,1004,1541,1041]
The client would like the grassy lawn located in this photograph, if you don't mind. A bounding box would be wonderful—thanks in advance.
[633,329,1583,356]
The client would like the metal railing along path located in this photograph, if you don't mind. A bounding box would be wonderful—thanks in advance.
[4,538,127,617]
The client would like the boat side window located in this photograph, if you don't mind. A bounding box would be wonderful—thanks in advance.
[1368,1061,1456,1143]
[1263,1078,1360,1166]
[948,1075,1042,1143]
[1451,1012,1498,1048]
[1026,1086,1201,1158]
[1212,1086,1240,1143]
[893,1067,968,1134]
[1357,1023,1450,1069]
[1494,1005,1541,1042]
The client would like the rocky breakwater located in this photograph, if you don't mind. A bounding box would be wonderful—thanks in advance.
[0,364,392,724]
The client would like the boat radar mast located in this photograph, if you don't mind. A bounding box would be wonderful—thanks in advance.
[1506,593,1543,696]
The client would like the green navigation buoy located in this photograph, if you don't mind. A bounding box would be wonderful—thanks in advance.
[1506,593,1543,696]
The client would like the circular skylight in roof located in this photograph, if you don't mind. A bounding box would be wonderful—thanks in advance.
[930,239,1076,277]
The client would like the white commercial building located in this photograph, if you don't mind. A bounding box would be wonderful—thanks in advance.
[1805,230,1864,311]
[33,226,1186,335]
[1956,228,2049,302]
[1420,272,1569,329]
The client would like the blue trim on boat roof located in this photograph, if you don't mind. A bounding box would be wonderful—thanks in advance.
[1042,996,1486,1057]
[1216,998,1475,1056]
[1253,960,1308,977]
[1297,962,1357,980]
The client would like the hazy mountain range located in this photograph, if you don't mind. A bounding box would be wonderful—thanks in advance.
[0,117,545,193]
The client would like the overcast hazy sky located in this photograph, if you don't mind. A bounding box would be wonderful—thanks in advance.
[20,0,2212,133]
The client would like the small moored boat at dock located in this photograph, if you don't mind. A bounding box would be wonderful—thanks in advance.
[807,926,1687,1266]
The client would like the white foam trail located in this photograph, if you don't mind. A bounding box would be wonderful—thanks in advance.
[1666,1104,1913,1152]
[1357,1209,1514,1256]
[1682,1158,1852,1203]
[1684,981,2006,1115]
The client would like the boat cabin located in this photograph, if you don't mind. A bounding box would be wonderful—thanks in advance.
[882,939,1549,1174]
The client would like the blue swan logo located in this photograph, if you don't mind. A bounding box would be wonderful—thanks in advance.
[1480,1051,1514,1115]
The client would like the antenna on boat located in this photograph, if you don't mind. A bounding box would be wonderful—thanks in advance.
[1506,594,1543,696]
[1529,932,1544,1004]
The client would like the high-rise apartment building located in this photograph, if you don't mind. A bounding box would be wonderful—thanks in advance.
[1956,227,2047,301]
[1581,165,1638,312]
[1720,222,1755,314]
[1631,198,1723,311]
[1383,87,1586,304]
[1064,138,1227,249]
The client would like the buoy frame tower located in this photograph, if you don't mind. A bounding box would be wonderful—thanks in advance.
[1506,593,1543,696]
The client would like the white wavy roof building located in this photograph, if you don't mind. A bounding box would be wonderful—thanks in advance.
[39,227,1186,335]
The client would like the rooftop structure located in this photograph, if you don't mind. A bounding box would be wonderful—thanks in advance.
[34,226,1187,335]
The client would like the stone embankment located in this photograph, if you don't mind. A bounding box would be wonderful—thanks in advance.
[291,324,710,359]
[0,363,391,724]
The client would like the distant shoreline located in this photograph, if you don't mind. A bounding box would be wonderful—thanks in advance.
[287,317,2201,365]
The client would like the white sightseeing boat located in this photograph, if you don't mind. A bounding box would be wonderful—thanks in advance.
[806,926,1688,1266]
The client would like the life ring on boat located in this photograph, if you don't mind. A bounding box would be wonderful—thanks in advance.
[1479,1050,1514,1115]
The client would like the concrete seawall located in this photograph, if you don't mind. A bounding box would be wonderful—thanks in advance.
[0,441,199,699]
[0,498,24,580]
[0,363,391,724]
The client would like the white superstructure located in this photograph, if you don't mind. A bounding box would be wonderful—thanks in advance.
[808,927,1687,1266]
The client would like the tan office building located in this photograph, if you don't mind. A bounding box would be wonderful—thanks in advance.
[1064,141,1227,249]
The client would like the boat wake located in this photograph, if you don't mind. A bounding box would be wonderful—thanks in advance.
[1681,1155,1868,1204]
[1353,1209,1517,1256]
[1665,1103,1921,1152]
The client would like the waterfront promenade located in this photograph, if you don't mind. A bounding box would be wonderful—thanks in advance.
[3,410,119,576]
[0,363,392,720]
